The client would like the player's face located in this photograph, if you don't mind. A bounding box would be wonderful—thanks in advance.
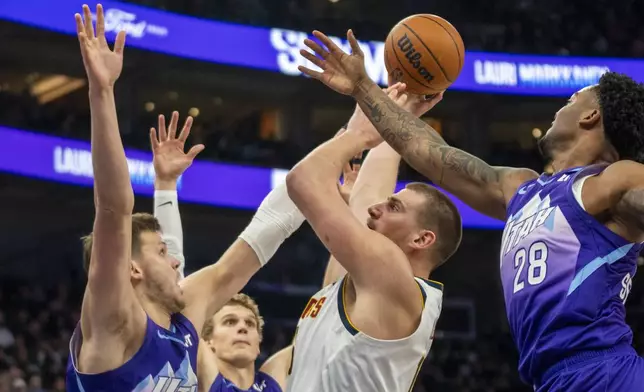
[208,305,261,367]
[366,189,428,249]
[539,85,600,160]
[135,231,184,313]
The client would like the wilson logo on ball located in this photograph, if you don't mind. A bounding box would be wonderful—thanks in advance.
[396,34,434,82]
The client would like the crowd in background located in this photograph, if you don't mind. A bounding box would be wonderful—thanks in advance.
[126,0,644,57]
[1,1,644,391]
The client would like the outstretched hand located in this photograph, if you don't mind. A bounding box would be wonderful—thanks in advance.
[150,111,205,183]
[298,30,369,96]
[75,4,126,89]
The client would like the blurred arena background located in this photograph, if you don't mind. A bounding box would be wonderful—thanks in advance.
[0,0,644,391]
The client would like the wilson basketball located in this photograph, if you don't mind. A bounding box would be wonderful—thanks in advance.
[384,14,465,95]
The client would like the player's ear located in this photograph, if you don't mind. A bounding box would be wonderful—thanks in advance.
[411,229,436,251]
[130,260,144,281]
[579,108,601,130]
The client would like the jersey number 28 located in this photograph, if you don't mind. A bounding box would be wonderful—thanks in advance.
[513,241,548,294]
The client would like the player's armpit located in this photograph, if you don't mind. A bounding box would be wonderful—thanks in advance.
[353,81,537,219]
[79,210,147,372]
[179,239,261,334]
[582,161,644,241]
[259,345,293,390]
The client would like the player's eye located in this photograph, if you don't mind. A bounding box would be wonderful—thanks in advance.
[159,248,166,256]
[246,320,256,328]
[224,319,235,325]
[389,201,398,211]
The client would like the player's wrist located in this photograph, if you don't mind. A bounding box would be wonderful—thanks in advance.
[155,178,178,190]
[240,184,304,266]
[351,77,376,99]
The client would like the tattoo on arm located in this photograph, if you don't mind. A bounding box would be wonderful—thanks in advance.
[355,82,499,187]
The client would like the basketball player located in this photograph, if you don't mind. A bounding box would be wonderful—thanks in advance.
[67,5,304,391]
[194,103,376,392]
[284,80,461,391]
[299,29,644,391]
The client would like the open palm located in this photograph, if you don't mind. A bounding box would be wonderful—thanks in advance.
[298,30,369,96]
[150,111,205,182]
[75,4,126,89]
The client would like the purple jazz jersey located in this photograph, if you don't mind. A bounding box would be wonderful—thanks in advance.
[500,165,642,386]
[209,372,282,392]
[66,313,199,392]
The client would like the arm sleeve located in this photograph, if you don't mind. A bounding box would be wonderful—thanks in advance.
[154,190,186,278]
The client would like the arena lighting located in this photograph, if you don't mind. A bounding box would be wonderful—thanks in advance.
[1,0,644,96]
[29,74,86,104]
[188,107,200,117]
[0,125,504,229]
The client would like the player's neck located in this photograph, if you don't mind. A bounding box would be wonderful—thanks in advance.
[138,294,172,329]
[549,137,614,174]
[216,359,256,390]
[550,150,611,174]
[409,255,433,280]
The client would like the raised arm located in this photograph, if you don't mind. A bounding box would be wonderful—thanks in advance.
[75,4,145,368]
[298,30,538,220]
[179,183,305,334]
[353,80,536,219]
[286,122,422,336]
[151,112,204,279]
[322,87,437,285]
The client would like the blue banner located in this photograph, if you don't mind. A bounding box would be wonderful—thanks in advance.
[0,126,503,229]
[1,0,642,96]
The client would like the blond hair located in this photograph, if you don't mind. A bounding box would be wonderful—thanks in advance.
[202,293,265,341]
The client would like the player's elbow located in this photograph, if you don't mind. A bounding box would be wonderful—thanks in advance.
[95,188,135,214]
[285,168,310,207]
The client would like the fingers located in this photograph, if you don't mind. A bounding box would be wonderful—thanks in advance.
[74,13,85,37]
[303,38,331,60]
[186,144,205,160]
[96,4,105,39]
[300,49,326,71]
[158,114,168,141]
[82,4,94,39]
[297,65,324,80]
[384,82,405,94]
[387,86,402,101]
[113,30,126,54]
[168,111,179,140]
[149,128,160,151]
[347,30,364,57]
[178,116,194,143]
[312,31,346,59]
[394,92,409,107]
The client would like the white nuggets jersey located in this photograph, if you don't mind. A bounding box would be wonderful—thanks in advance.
[286,276,443,392]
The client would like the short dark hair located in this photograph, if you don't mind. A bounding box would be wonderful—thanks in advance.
[596,72,644,163]
[405,182,463,264]
[81,212,161,273]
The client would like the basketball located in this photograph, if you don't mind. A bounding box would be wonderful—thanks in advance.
[384,14,465,95]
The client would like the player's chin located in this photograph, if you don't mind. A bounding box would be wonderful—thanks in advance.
[366,219,376,231]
